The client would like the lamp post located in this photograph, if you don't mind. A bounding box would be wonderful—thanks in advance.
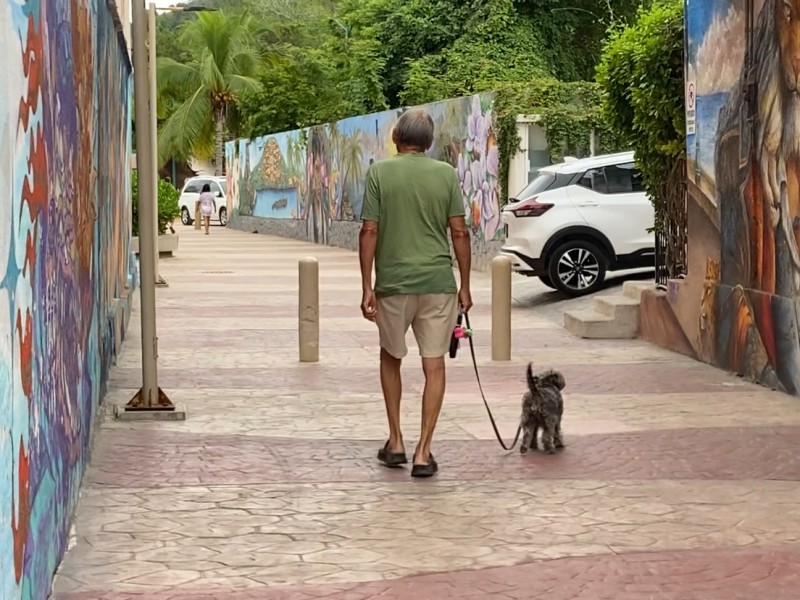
[124,1,216,417]
[125,0,174,416]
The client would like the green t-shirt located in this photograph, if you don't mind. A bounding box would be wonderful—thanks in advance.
[360,153,466,296]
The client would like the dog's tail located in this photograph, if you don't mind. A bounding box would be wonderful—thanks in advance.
[526,362,536,391]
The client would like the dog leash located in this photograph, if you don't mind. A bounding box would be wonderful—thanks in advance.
[458,311,522,452]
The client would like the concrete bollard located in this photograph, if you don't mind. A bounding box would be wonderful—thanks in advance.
[491,255,512,361]
[298,257,320,363]
[194,201,201,230]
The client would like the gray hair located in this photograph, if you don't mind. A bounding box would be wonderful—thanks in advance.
[394,109,435,150]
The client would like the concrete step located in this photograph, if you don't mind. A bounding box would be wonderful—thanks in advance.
[623,280,655,301]
[593,294,641,321]
[563,309,638,339]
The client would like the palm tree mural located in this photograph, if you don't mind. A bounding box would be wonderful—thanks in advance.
[157,11,261,175]
[339,132,363,220]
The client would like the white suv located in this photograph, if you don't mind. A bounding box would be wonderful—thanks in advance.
[500,152,654,297]
[179,176,228,226]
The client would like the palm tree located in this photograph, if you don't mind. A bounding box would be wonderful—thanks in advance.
[157,11,261,175]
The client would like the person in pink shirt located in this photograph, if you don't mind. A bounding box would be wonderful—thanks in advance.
[198,183,216,235]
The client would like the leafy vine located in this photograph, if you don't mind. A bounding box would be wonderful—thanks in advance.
[494,79,620,203]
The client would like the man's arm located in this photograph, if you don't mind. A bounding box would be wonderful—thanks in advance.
[450,216,472,297]
[446,171,472,311]
[359,166,380,320]
[359,220,378,292]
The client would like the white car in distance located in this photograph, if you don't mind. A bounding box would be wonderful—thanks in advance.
[500,151,654,297]
[179,176,228,227]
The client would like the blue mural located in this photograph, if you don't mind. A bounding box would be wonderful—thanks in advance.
[0,0,133,598]
[226,93,502,246]
[254,189,299,219]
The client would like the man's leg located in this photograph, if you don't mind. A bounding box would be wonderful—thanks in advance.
[376,295,413,457]
[380,348,403,453]
[416,356,446,464]
[411,294,458,466]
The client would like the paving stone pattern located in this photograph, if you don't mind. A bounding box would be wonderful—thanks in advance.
[53,226,800,599]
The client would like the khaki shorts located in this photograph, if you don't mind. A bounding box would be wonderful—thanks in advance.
[376,294,458,359]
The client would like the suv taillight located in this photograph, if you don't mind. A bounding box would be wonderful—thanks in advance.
[508,197,553,217]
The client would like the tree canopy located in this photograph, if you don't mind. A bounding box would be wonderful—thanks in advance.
[596,0,684,231]
[156,0,653,144]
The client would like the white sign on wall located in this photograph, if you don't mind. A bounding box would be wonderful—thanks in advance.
[686,79,696,136]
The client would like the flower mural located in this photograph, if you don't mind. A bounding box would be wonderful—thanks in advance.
[226,92,504,249]
[459,95,502,242]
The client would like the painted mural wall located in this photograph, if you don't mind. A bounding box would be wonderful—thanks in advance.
[0,0,134,598]
[642,0,800,394]
[226,93,503,266]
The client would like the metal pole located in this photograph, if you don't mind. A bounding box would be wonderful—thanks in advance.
[491,256,512,361]
[298,258,320,362]
[149,3,166,287]
[126,0,169,412]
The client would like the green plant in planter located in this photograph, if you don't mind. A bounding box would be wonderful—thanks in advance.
[131,170,181,237]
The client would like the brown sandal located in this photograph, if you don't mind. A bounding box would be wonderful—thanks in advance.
[411,454,438,478]
[377,441,407,468]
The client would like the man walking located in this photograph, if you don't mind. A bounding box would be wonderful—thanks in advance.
[359,109,472,478]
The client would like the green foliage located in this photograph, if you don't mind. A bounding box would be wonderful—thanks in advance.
[227,0,649,138]
[513,0,654,80]
[157,179,182,235]
[494,79,621,202]
[131,171,182,237]
[157,10,263,171]
[399,15,551,105]
[237,48,349,137]
[596,0,685,231]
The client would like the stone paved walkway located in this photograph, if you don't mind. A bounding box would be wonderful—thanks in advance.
[53,226,800,599]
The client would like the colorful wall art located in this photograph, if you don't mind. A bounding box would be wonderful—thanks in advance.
[642,0,800,394]
[226,93,503,265]
[0,0,134,598]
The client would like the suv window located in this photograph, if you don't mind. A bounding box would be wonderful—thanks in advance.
[577,168,606,193]
[577,162,643,195]
[513,171,574,202]
[183,181,202,194]
[210,181,223,196]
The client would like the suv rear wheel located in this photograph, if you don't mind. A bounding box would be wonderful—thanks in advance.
[547,240,607,297]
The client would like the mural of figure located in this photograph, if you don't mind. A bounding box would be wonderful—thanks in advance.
[305,128,331,245]
[714,0,800,392]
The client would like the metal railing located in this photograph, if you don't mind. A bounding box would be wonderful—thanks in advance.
[655,231,669,289]
[654,159,688,290]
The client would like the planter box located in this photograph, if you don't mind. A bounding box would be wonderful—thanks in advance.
[131,233,179,257]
